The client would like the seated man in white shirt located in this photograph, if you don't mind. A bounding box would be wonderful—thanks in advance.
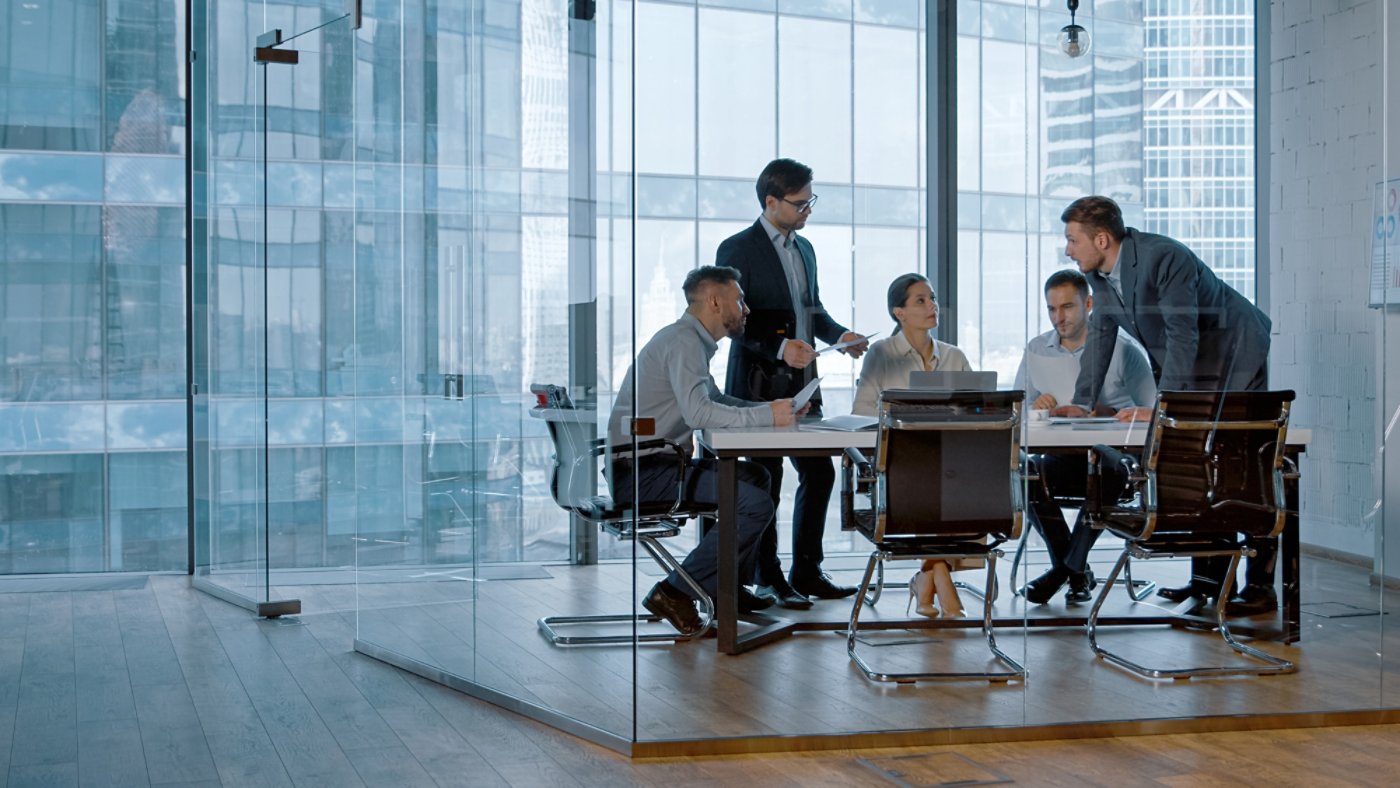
[607,265,804,634]
[1014,269,1156,604]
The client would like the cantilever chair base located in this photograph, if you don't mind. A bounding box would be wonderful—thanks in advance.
[536,402,717,647]
[1083,389,1299,680]
[1087,545,1295,679]
[537,531,715,647]
[848,549,1025,684]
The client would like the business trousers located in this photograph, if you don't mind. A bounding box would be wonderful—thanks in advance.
[612,457,772,601]
[1195,360,1277,594]
[1026,453,1102,575]
[750,455,835,584]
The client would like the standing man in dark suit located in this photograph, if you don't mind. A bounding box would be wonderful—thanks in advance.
[717,158,869,607]
[1058,195,1278,615]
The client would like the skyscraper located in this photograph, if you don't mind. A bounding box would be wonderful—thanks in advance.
[1143,0,1257,296]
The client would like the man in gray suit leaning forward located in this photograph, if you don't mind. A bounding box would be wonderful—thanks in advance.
[1056,195,1277,616]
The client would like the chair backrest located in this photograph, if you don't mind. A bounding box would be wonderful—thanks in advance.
[533,395,601,515]
[1138,389,1295,539]
[868,389,1025,543]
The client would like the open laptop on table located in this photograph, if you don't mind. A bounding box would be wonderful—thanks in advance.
[908,370,998,391]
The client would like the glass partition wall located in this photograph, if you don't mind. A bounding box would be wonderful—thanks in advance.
[171,0,1400,756]
[191,1,356,615]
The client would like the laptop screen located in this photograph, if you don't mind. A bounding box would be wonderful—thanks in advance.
[907,370,998,391]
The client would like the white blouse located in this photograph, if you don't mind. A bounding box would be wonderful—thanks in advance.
[852,330,972,417]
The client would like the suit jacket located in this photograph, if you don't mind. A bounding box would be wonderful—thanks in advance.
[1073,228,1271,407]
[717,220,848,403]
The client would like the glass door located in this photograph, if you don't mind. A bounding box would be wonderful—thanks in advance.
[191,2,357,615]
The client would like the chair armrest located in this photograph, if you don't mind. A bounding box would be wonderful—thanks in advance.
[840,447,874,531]
[1085,444,1142,526]
[843,446,872,476]
[595,438,693,516]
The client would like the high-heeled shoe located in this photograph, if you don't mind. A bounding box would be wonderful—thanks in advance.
[906,571,940,618]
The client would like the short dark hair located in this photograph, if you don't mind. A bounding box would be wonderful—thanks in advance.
[683,265,741,303]
[755,158,813,207]
[1060,195,1126,241]
[1044,269,1089,300]
[886,273,932,324]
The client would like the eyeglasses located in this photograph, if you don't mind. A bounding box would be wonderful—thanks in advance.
[780,194,819,213]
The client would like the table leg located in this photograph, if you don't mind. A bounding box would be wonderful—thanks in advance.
[717,452,738,654]
[1282,464,1301,644]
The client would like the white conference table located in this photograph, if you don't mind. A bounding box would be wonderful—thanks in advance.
[701,420,1311,656]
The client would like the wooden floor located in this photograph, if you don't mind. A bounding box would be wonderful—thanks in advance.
[2,554,1398,786]
[286,550,1400,747]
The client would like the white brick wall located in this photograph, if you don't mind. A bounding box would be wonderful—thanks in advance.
[1269,0,1387,556]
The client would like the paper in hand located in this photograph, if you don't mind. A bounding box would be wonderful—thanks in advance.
[791,376,824,412]
[817,331,881,355]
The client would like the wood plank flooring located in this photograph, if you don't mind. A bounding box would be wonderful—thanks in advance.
[305,551,1400,744]
[0,552,1397,786]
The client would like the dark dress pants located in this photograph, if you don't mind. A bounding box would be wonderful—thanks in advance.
[1193,359,1277,594]
[751,454,835,584]
[613,457,773,601]
[1027,453,1102,575]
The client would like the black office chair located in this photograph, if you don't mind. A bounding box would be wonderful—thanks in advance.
[532,390,714,646]
[1084,390,1298,679]
[1008,453,1156,601]
[843,389,1028,684]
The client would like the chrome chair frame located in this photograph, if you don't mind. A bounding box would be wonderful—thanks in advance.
[844,453,1001,609]
[1009,454,1156,600]
[1084,391,1298,679]
[843,390,1028,684]
[534,405,714,646]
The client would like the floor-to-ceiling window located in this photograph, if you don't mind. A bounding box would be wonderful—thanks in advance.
[0,0,187,574]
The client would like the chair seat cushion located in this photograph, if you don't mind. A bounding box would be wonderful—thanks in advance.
[1101,508,1279,541]
[852,510,1004,555]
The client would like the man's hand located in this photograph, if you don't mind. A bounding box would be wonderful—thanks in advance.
[782,339,818,369]
[1051,404,1090,418]
[770,399,797,427]
[1032,393,1058,410]
[837,331,870,359]
[1114,406,1154,422]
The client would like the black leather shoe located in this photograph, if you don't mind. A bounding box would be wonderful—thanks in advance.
[789,571,857,600]
[1065,569,1097,605]
[1225,584,1278,617]
[1156,582,1210,603]
[754,581,813,610]
[1023,567,1069,604]
[643,581,702,635]
[737,587,775,613]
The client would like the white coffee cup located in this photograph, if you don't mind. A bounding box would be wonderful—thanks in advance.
[1029,408,1049,422]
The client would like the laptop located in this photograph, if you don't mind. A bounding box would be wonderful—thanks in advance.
[907,370,998,391]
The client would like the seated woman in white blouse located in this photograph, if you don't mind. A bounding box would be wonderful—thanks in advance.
[852,272,974,618]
